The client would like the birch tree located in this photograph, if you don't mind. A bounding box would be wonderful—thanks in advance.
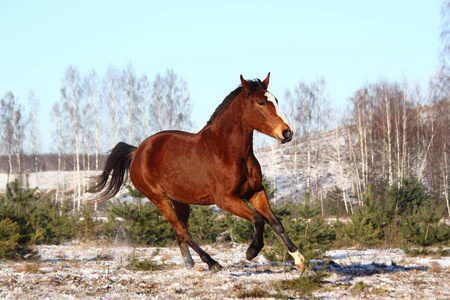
[291,79,329,202]
[60,66,83,211]
[0,92,17,183]
[122,63,138,144]
[86,70,100,170]
[294,83,313,196]
[334,113,349,214]
[138,75,151,139]
[28,91,40,185]
[52,102,64,204]
[103,66,122,148]
[285,90,298,202]
[150,69,192,131]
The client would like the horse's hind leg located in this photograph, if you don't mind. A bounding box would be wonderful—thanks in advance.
[147,194,222,272]
[171,200,195,269]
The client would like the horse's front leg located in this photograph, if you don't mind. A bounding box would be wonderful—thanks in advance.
[248,190,305,271]
[215,196,266,261]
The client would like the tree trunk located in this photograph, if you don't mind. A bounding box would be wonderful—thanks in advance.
[335,117,349,214]
[384,86,393,186]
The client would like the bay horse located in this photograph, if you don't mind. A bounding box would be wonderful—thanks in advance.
[88,73,304,272]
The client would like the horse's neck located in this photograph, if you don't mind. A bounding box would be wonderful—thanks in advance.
[202,101,254,157]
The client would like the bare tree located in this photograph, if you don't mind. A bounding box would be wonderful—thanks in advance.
[137,75,151,139]
[150,69,192,131]
[28,90,40,185]
[103,66,122,148]
[122,63,138,144]
[86,70,100,170]
[293,83,313,196]
[0,92,26,181]
[60,66,83,211]
[285,90,298,202]
[0,92,16,183]
[290,79,330,202]
[52,102,64,204]
[334,113,349,214]
[152,74,164,132]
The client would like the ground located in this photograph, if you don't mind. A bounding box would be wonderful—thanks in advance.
[0,242,449,299]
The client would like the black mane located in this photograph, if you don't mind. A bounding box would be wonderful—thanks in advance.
[206,79,265,125]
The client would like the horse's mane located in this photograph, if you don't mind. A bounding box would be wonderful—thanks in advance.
[206,79,265,125]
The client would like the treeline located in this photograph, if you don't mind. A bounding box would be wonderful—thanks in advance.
[277,4,450,215]
[0,64,192,172]
[1,71,449,215]
[282,78,450,217]
[1,65,193,211]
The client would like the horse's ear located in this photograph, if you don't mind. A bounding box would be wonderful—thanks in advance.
[262,72,270,89]
[240,75,251,90]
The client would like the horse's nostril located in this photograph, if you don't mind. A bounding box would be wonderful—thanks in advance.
[282,129,292,140]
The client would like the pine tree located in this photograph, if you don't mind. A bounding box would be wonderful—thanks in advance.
[400,201,450,246]
[264,193,336,264]
[108,200,173,245]
[0,174,80,250]
[127,185,145,215]
[188,206,229,244]
[386,176,432,219]
[323,186,348,217]
[0,218,21,259]
[349,185,387,246]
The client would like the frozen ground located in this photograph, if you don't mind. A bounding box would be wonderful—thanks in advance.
[0,243,449,299]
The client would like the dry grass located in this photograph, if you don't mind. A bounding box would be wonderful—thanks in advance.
[14,263,44,274]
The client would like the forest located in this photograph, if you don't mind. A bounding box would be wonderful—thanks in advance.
[1,62,449,216]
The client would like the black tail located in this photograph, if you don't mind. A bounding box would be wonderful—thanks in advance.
[87,142,137,203]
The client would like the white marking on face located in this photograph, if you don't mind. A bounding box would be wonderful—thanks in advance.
[264,92,293,131]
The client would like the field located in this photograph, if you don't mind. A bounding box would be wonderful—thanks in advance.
[0,242,449,299]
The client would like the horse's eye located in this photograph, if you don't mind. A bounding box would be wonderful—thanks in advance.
[258,101,266,106]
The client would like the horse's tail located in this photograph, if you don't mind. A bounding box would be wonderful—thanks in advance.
[87,142,137,203]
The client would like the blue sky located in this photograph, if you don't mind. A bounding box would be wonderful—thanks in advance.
[0,1,443,152]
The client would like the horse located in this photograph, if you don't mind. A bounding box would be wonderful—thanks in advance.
[88,73,305,272]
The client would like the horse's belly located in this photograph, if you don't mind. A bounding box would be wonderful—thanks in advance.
[163,182,215,205]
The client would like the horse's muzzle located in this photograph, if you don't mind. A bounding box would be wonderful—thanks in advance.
[276,129,293,144]
[282,129,293,142]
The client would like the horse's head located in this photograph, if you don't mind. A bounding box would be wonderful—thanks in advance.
[241,73,293,144]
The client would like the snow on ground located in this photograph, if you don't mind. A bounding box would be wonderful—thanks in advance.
[0,171,101,193]
[0,243,449,299]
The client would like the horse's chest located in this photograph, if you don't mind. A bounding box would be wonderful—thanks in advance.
[234,159,262,199]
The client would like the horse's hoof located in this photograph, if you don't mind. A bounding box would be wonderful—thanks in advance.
[209,262,223,273]
[184,260,195,270]
[246,247,258,261]
[295,262,305,272]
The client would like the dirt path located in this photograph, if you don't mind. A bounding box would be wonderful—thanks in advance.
[0,243,448,299]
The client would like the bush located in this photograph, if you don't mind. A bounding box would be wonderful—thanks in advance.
[0,218,22,259]
[338,177,450,248]
[0,175,80,257]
